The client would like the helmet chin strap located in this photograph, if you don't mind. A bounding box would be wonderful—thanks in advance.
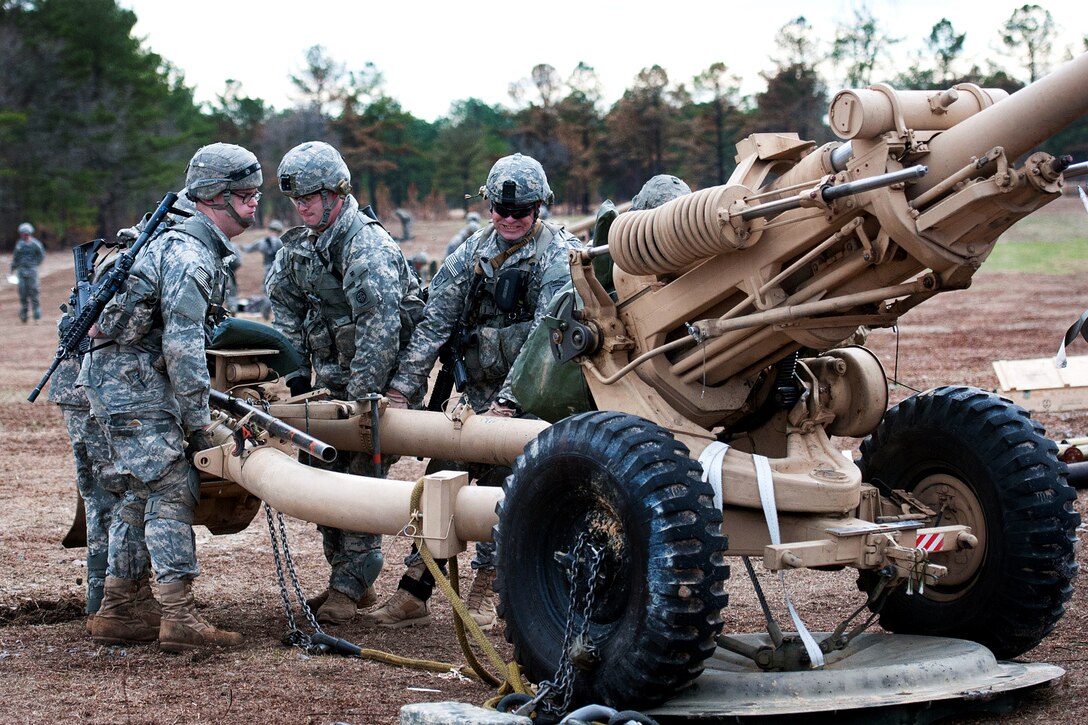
[207,190,255,229]
[311,190,335,230]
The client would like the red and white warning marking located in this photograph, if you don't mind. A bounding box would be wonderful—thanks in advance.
[916,531,946,551]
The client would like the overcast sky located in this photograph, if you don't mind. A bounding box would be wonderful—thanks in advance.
[118,0,1084,122]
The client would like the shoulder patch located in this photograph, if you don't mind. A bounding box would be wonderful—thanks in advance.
[355,286,374,309]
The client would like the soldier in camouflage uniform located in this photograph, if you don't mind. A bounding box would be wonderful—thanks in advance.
[48,306,160,632]
[11,222,45,323]
[267,141,424,625]
[78,142,262,652]
[242,218,284,287]
[631,173,692,210]
[444,211,481,257]
[365,153,582,630]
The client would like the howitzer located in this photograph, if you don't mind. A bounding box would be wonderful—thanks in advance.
[27,191,179,402]
[192,53,1088,718]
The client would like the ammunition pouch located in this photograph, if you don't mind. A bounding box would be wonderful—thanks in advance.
[463,321,532,384]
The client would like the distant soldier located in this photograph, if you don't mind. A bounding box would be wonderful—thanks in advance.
[366,153,582,631]
[444,211,481,257]
[80,142,262,652]
[268,141,425,625]
[242,219,284,286]
[11,222,45,323]
[394,208,413,241]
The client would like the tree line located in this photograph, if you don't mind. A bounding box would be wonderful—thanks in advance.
[2,0,1086,249]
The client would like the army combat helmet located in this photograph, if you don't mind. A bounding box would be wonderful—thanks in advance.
[631,174,692,211]
[482,153,554,213]
[278,141,351,230]
[185,142,263,228]
[17,222,34,235]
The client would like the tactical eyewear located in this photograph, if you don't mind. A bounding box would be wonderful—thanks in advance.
[232,190,263,204]
[491,202,535,219]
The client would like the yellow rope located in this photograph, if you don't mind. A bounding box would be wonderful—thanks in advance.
[408,477,531,696]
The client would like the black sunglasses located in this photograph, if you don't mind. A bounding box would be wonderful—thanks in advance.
[491,202,535,219]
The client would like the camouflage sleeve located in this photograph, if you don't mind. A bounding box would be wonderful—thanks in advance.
[266,255,312,384]
[497,231,580,404]
[342,228,406,400]
[157,242,215,432]
[388,243,472,401]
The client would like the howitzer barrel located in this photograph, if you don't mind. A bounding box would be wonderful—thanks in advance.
[910,51,1088,198]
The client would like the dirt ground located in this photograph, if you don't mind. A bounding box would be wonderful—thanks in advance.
[1,201,1087,725]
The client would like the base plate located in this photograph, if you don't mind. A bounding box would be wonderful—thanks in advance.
[648,633,1062,724]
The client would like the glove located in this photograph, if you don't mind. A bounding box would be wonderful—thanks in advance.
[385,388,409,409]
[287,377,312,397]
[185,429,213,460]
[485,397,519,418]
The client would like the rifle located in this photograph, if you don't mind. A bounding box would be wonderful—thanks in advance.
[68,238,109,355]
[427,342,457,412]
[28,191,179,402]
[447,271,487,393]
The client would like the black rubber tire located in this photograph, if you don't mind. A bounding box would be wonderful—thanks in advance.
[857,386,1079,659]
[494,411,729,711]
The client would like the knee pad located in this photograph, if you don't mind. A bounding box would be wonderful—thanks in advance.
[144,466,198,525]
[361,549,384,586]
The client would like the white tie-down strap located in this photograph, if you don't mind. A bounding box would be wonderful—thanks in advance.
[753,454,826,668]
[698,442,729,512]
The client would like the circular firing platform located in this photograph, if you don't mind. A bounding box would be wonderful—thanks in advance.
[647,633,1062,724]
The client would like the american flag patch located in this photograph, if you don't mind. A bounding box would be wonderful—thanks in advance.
[915,532,945,551]
[192,267,212,299]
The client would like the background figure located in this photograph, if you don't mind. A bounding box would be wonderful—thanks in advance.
[79,142,262,652]
[444,211,481,258]
[241,218,284,290]
[268,141,425,625]
[368,153,582,631]
[11,222,45,323]
[394,208,413,241]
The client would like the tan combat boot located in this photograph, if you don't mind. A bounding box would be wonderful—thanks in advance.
[316,589,359,625]
[359,563,430,628]
[89,576,159,645]
[134,573,161,628]
[158,580,243,653]
[466,568,498,631]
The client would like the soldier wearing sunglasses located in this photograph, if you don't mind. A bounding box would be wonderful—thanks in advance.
[369,153,582,631]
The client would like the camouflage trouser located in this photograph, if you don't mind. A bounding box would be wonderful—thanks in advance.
[103,415,199,584]
[310,448,383,600]
[16,271,40,322]
[61,406,128,613]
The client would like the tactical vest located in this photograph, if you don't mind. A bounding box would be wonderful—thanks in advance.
[98,216,228,348]
[462,224,556,385]
[280,213,422,369]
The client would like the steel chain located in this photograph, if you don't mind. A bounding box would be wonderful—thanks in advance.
[537,530,606,720]
[264,503,325,654]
